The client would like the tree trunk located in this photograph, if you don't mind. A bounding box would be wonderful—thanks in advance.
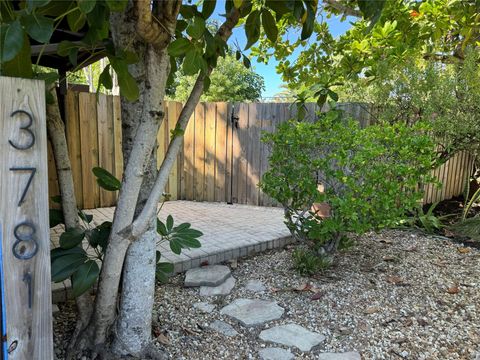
[85,3,170,352]
[46,87,94,350]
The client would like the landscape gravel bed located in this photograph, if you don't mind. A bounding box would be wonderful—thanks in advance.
[53,229,480,359]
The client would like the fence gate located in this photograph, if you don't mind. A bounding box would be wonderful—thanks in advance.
[0,77,53,359]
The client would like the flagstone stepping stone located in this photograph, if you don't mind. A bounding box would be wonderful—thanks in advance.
[193,302,216,313]
[245,279,266,293]
[317,352,361,360]
[220,299,284,326]
[200,277,236,296]
[184,265,231,287]
[209,320,238,337]
[259,323,325,352]
[259,347,294,360]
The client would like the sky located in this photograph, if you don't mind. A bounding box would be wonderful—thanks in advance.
[212,2,353,98]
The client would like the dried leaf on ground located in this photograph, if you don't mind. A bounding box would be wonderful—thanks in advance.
[310,292,323,300]
[294,283,312,292]
[364,306,381,314]
[457,247,471,254]
[386,275,405,285]
[157,333,170,346]
[447,285,460,294]
[382,255,396,262]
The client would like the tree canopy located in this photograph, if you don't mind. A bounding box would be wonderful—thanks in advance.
[168,52,265,102]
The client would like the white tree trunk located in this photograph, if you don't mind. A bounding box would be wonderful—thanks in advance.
[46,87,94,350]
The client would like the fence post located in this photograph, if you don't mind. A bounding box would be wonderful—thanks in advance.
[0,76,53,359]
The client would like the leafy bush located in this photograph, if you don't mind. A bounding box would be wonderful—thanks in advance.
[50,167,202,296]
[260,108,436,263]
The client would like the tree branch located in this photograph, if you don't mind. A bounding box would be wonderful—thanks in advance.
[323,0,362,18]
[135,0,181,49]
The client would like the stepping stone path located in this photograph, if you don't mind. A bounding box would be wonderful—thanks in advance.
[317,352,361,360]
[259,323,325,351]
[259,347,294,360]
[209,320,238,337]
[245,279,266,293]
[184,265,231,287]
[200,277,236,296]
[220,298,284,326]
[193,302,215,313]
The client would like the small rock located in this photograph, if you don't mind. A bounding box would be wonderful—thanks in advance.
[245,279,266,293]
[200,277,236,296]
[184,265,231,287]
[259,347,294,360]
[193,302,216,313]
[259,323,325,351]
[220,298,284,326]
[210,320,238,337]
[317,352,361,360]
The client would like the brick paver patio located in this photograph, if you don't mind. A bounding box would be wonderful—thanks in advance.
[51,201,292,302]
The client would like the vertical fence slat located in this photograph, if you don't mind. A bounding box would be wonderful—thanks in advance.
[194,104,206,201]
[204,103,216,202]
[225,103,234,203]
[183,105,195,200]
[79,92,99,209]
[215,103,228,202]
[167,102,179,200]
[112,95,123,184]
[235,103,249,204]
[246,103,261,205]
[176,102,184,199]
[65,91,83,208]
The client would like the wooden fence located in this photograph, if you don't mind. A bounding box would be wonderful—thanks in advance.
[47,91,475,209]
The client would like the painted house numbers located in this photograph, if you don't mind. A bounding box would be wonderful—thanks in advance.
[0,77,53,359]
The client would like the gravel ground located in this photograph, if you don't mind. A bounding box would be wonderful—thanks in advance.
[54,229,480,359]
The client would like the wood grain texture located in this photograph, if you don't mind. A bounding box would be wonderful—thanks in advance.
[0,76,53,359]
[97,94,116,206]
[65,91,83,208]
[112,95,123,184]
[167,102,179,200]
[204,103,216,202]
[182,105,195,200]
[78,93,99,209]
[215,103,228,202]
[194,104,205,201]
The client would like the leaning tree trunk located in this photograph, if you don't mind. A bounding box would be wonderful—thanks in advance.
[46,87,93,350]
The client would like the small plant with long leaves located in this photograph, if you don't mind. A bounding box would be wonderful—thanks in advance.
[50,167,202,296]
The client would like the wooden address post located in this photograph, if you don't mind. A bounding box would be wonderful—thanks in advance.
[0,77,53,358]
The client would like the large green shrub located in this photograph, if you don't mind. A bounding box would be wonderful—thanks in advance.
[260,109,436,258]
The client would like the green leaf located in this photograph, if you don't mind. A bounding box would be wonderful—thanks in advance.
[89,221,111,249]
[1,20,25,63]
[157,218,168,236]
[109,58,139,101]
[244,10,261,50]
[98,64,113,90]
[78,0,96,14]
[202,0,216,18]
[60,227,86,249]
[49,209,64,228]
[242,55,251,68]
[78,210,93,223]
[57,40,78,56]
[180,5,199,19]
[233,0,243,8]
[1,31,32,78]
[176,228,203,238]
[328,89,339,102]
[51,253,87,282]
[187,16,206,39]
[22,14,54,43]
[168,38,192,57]
[301,4,315,40]
[166,215,174,232]
[261,9,278,43]
[170,239,182,254]
[92,167,121,191]
[183,49,202,75]
[156,250,161,263]
[174,236,201,248]
[358,0,385,26]
[67,8,87,32]
[265,0,292,18]
[36,71,59,85]
[203,75,211,92]
[173,223,191,232]
[71,260,99,297]
[157,262,174,273]
[26,0,51,12]
[235,50,241,60]
[105,0,128,11]
[51,246,86,262]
